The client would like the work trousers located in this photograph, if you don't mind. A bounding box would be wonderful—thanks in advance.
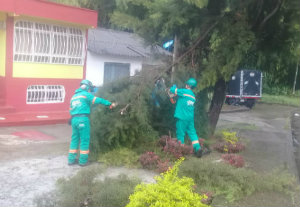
[68,116,90,165]
[176,119,201,152]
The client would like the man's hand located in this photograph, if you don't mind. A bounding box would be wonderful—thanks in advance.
[109,102,118,109]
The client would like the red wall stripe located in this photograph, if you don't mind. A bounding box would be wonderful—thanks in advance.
[0,0,97,27]
[6,78,81,112]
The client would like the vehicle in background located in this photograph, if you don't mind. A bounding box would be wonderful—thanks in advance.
[225,70,262,109]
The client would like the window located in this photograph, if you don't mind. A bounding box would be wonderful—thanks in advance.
[14,20,85,65]
[104,63,130,84]
[26,85,65,104]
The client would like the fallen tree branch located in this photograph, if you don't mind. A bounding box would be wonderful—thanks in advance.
[120,103,132,115]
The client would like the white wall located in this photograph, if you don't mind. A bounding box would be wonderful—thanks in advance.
[86,51,143,86]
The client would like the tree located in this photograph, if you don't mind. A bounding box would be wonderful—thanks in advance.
[111,0,300,135]
[52,0,300,135]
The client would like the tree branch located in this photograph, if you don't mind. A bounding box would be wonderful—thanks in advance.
[259,0,282,30]
[254,0,264,24]
[153,20,219,81]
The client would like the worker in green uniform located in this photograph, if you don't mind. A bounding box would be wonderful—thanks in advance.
[169,78,202,157]
[68,80,116,166]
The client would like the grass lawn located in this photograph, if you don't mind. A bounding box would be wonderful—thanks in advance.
[260,94,300,107]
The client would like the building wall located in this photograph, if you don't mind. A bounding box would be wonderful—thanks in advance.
[0,13,6,101]
[4,16,86,112]
[86,51,142,86]
[0,13,6,77]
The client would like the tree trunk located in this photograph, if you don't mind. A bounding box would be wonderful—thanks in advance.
[208,78,226,135]
[171,35,179,83]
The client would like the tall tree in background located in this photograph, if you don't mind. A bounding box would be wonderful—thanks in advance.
[111,0,300,134]
[51,0,299,135]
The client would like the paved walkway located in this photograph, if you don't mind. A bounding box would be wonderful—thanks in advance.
[219,103,299,177]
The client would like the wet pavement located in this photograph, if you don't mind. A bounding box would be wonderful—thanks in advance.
[219,103,299,177]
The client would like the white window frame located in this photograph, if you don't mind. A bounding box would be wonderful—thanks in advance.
[14,20,86,65]
[26,85,66,104]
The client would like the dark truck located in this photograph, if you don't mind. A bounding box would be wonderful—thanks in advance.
[225,69,262,109]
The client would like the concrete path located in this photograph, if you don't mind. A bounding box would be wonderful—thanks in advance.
[219,103,299,177]
[0,124,156,207]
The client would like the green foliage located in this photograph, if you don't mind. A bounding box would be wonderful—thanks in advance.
[201,16,255,88]
[263,79,300,96]
[222,131,239,144]
[217,123,259,132]
[35,166,140,207]
[184,0,208,9]
[98,148,139,167]
[91,175,140,207]
[179,158,298,203]
[55,166,103,207]
[90,68,209,157]
[90,71,159,156]
[112,0,209,44]
[261,94,300,107]
[126,158,209,207]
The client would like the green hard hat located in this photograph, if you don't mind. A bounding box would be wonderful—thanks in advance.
[80,79,93,90]
[186,78,197,88]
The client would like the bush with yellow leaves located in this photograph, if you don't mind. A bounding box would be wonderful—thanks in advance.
[214,130,245,153]
[126,158,209,207]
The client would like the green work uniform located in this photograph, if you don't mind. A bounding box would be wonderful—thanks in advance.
[68,88,111,165]
[170,85,201,152]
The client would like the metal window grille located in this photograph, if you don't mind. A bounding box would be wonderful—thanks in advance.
[26,85,65,104]
[14,20,85,65]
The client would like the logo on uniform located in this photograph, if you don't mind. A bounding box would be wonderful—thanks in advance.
[72,100,82,108]
[187,100,194,106]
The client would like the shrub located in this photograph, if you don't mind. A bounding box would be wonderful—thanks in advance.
[35,166,140,207]
[222,131,239,144]
[98,148,139,167]
[139,151,160,170]
[213,130,245,153]
[91,175,140,207]
[158,136,194,159]
[156,159,172,173]
[222,154,245,168]
[200,191,214,205]
[179,158,298,203]
[214,141,245,153]
[126,158,209,207]
[55,166,101,207]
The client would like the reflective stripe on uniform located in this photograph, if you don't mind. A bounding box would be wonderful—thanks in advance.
[92,97,96,104]
[175,88,177,95]
[69,149,78,153]
[192,140,199,145]
[80,150,89,154]
[183,94,195,100]
[71,96,87,101]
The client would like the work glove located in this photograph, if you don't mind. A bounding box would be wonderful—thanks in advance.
[170,84,177,91]
[109,102,118,109]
